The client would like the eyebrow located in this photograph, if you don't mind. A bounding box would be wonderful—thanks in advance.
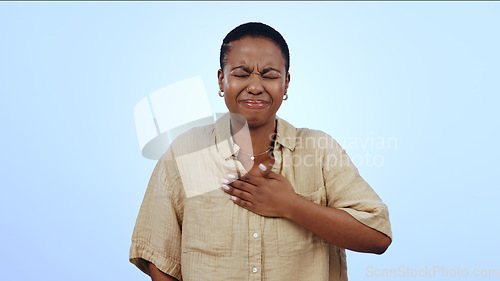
[231,65,281,74]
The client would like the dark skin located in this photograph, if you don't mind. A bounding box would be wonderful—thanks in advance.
[217,36,290,167]
[150,36,390,281]
[148,262,178,281]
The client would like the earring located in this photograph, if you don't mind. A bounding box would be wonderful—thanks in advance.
[218,90,224,97]
[283,93,288,100]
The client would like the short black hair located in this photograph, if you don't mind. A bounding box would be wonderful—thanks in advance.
[220,22,290,73]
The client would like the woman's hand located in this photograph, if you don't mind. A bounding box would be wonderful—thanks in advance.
[220,162,299,218]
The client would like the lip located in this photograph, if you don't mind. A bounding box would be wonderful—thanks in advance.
[239,99,270,110]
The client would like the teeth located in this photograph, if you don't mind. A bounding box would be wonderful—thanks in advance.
[244,100,266,103]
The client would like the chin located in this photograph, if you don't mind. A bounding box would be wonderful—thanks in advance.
[228,106,278,126]
[245,113,277,129]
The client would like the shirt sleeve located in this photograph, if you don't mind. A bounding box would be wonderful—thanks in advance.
[129,148,183,280]
[322,133,392,240]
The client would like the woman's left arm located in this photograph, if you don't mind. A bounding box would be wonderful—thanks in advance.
[282,134,392,254]
[283,192,391,254]
[223,163,391,254]
[222,135,392,255]
[269,161,391,255]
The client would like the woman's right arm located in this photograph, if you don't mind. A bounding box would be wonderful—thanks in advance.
[148,262,179,281]
[130,151,182,280]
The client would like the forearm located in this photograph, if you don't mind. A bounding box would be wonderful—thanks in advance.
[284,195,391,254]
[148,262,179,281]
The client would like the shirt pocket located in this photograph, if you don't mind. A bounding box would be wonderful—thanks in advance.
[276,185,328,257]
[181,194,234,256]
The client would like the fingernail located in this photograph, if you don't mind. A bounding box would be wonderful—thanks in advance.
[259,163,267,171]
[231,196,237,201]
[220,178,229,184]
[221,184,230,191]
[227,174,237,179]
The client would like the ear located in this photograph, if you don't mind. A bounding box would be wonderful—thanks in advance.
[284,72,291,94]
[217,69,224,92]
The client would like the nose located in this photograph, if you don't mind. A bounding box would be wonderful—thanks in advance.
[247,72,264,95]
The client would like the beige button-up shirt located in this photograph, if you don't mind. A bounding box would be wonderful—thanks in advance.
[129,112,392,281]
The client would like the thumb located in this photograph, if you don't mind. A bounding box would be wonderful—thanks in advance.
[258,163,278,179]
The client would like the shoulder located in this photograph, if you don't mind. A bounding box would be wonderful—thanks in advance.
[161,123,216,160]
[155,123,216,191]
[295,127,331,140]
[276,116,342,152]
[293,126,340,152]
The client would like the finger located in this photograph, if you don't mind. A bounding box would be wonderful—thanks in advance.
[258,163,270,178]
[223,173,261,186]
[221,183,253,201]
[221,174,251,191]
[238,173,264,186]
[230,195,255,211]
[227,186,252,202]
[228,178,255,194]
[222,173,239,184]
[258,163,281,179]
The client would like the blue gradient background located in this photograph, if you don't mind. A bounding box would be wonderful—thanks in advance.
[1,2,499,280]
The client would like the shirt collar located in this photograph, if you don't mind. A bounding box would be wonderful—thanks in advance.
[215,112,296,160]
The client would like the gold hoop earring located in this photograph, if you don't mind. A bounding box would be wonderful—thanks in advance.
[283,93,288,100]
[218,90,224,97]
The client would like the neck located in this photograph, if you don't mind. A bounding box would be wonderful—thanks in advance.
[230,116,277,156]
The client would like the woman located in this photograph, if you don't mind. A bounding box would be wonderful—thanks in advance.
[130,22,392,281]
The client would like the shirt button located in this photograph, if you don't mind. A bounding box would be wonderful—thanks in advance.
[252,267,258,273]
[253,233,258,238]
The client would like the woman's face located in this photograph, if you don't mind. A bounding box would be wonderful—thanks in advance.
[218,36,290,128]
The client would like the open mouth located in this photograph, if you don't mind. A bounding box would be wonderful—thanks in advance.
[239,99,270,109]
